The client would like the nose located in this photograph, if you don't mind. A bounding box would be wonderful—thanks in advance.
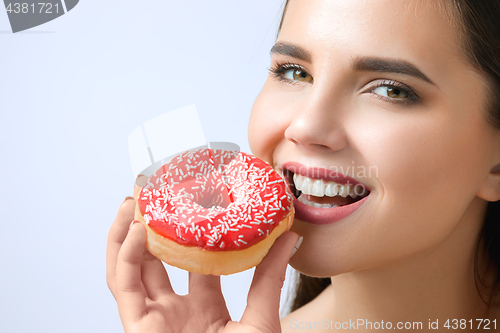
[284,90,349,153]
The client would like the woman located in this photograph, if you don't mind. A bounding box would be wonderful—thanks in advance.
[107,0,500,331]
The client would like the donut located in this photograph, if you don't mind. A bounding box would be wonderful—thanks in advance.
[134,148,295,275]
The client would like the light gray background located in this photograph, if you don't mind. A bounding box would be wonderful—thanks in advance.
[0,0,299,332]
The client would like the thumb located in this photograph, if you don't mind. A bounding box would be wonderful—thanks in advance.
[240,231,301,332]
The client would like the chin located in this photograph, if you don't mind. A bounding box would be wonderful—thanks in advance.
[288,218,371,277]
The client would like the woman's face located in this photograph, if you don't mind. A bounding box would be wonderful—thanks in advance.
[248,0,500,277]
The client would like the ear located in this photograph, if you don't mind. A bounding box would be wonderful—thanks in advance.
[476,164,500,202]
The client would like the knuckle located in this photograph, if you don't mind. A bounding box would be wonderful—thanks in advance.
[117,282,142,294]
[254,269,285,288]
[106,279,112,289]
[119,248,144,265]
[106,278,116,296]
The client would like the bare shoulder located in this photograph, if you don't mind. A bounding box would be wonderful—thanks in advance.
[280,285,334,333]
[280,306,315,333]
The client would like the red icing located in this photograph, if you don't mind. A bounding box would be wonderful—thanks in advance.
[138,149,293,251]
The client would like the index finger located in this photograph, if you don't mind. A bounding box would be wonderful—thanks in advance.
[106,197,136,297]
[115,222,148,322]
[107,175,148,297]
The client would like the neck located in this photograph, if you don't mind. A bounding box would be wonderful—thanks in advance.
[325,196,496,330]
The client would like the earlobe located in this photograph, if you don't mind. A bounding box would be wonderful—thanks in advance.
[476,164,500,202]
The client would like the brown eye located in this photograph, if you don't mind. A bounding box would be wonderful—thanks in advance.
[284,69,313,83]
[374,86,408,99]
[368,80,420,105]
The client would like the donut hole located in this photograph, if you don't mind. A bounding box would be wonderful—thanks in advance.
[194,189,232,209]
[176,171,234,210]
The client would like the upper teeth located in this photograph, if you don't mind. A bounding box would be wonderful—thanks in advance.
[293,173,367,198]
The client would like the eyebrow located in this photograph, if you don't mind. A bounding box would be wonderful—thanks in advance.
[270,41,435,85]
[351,56,435,85]
[270,41,312,63]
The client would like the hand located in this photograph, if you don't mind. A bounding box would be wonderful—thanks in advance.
[107,196,300,333]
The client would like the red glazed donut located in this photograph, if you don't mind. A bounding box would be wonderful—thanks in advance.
[134,148,295,275]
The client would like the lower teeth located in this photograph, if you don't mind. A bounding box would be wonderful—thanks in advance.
[297,194,339,208]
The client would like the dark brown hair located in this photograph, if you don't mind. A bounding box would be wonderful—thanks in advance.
[275,0,500,314]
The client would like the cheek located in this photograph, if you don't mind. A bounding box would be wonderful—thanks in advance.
[373,119,482,200]
[359,113,485,244]
[248,87,291,162]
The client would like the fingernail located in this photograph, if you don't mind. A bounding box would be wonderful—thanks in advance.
[129,220,140,230]
[290,236,303,258]
[122,196,134,204]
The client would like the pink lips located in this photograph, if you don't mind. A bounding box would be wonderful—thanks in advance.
[292,195,369,225]
[281,161,371,225]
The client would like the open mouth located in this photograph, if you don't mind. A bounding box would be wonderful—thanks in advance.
[283,168,371,208]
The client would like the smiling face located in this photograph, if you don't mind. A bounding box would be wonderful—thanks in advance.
[248,0,500,277]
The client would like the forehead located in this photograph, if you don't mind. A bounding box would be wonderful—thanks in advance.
[279,0,464,79]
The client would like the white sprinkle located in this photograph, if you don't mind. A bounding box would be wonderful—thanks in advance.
[238,239,247,244]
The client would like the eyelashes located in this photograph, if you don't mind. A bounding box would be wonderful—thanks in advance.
[269,60,312,84]
[369,80,420,106]
[268,60,420,106]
